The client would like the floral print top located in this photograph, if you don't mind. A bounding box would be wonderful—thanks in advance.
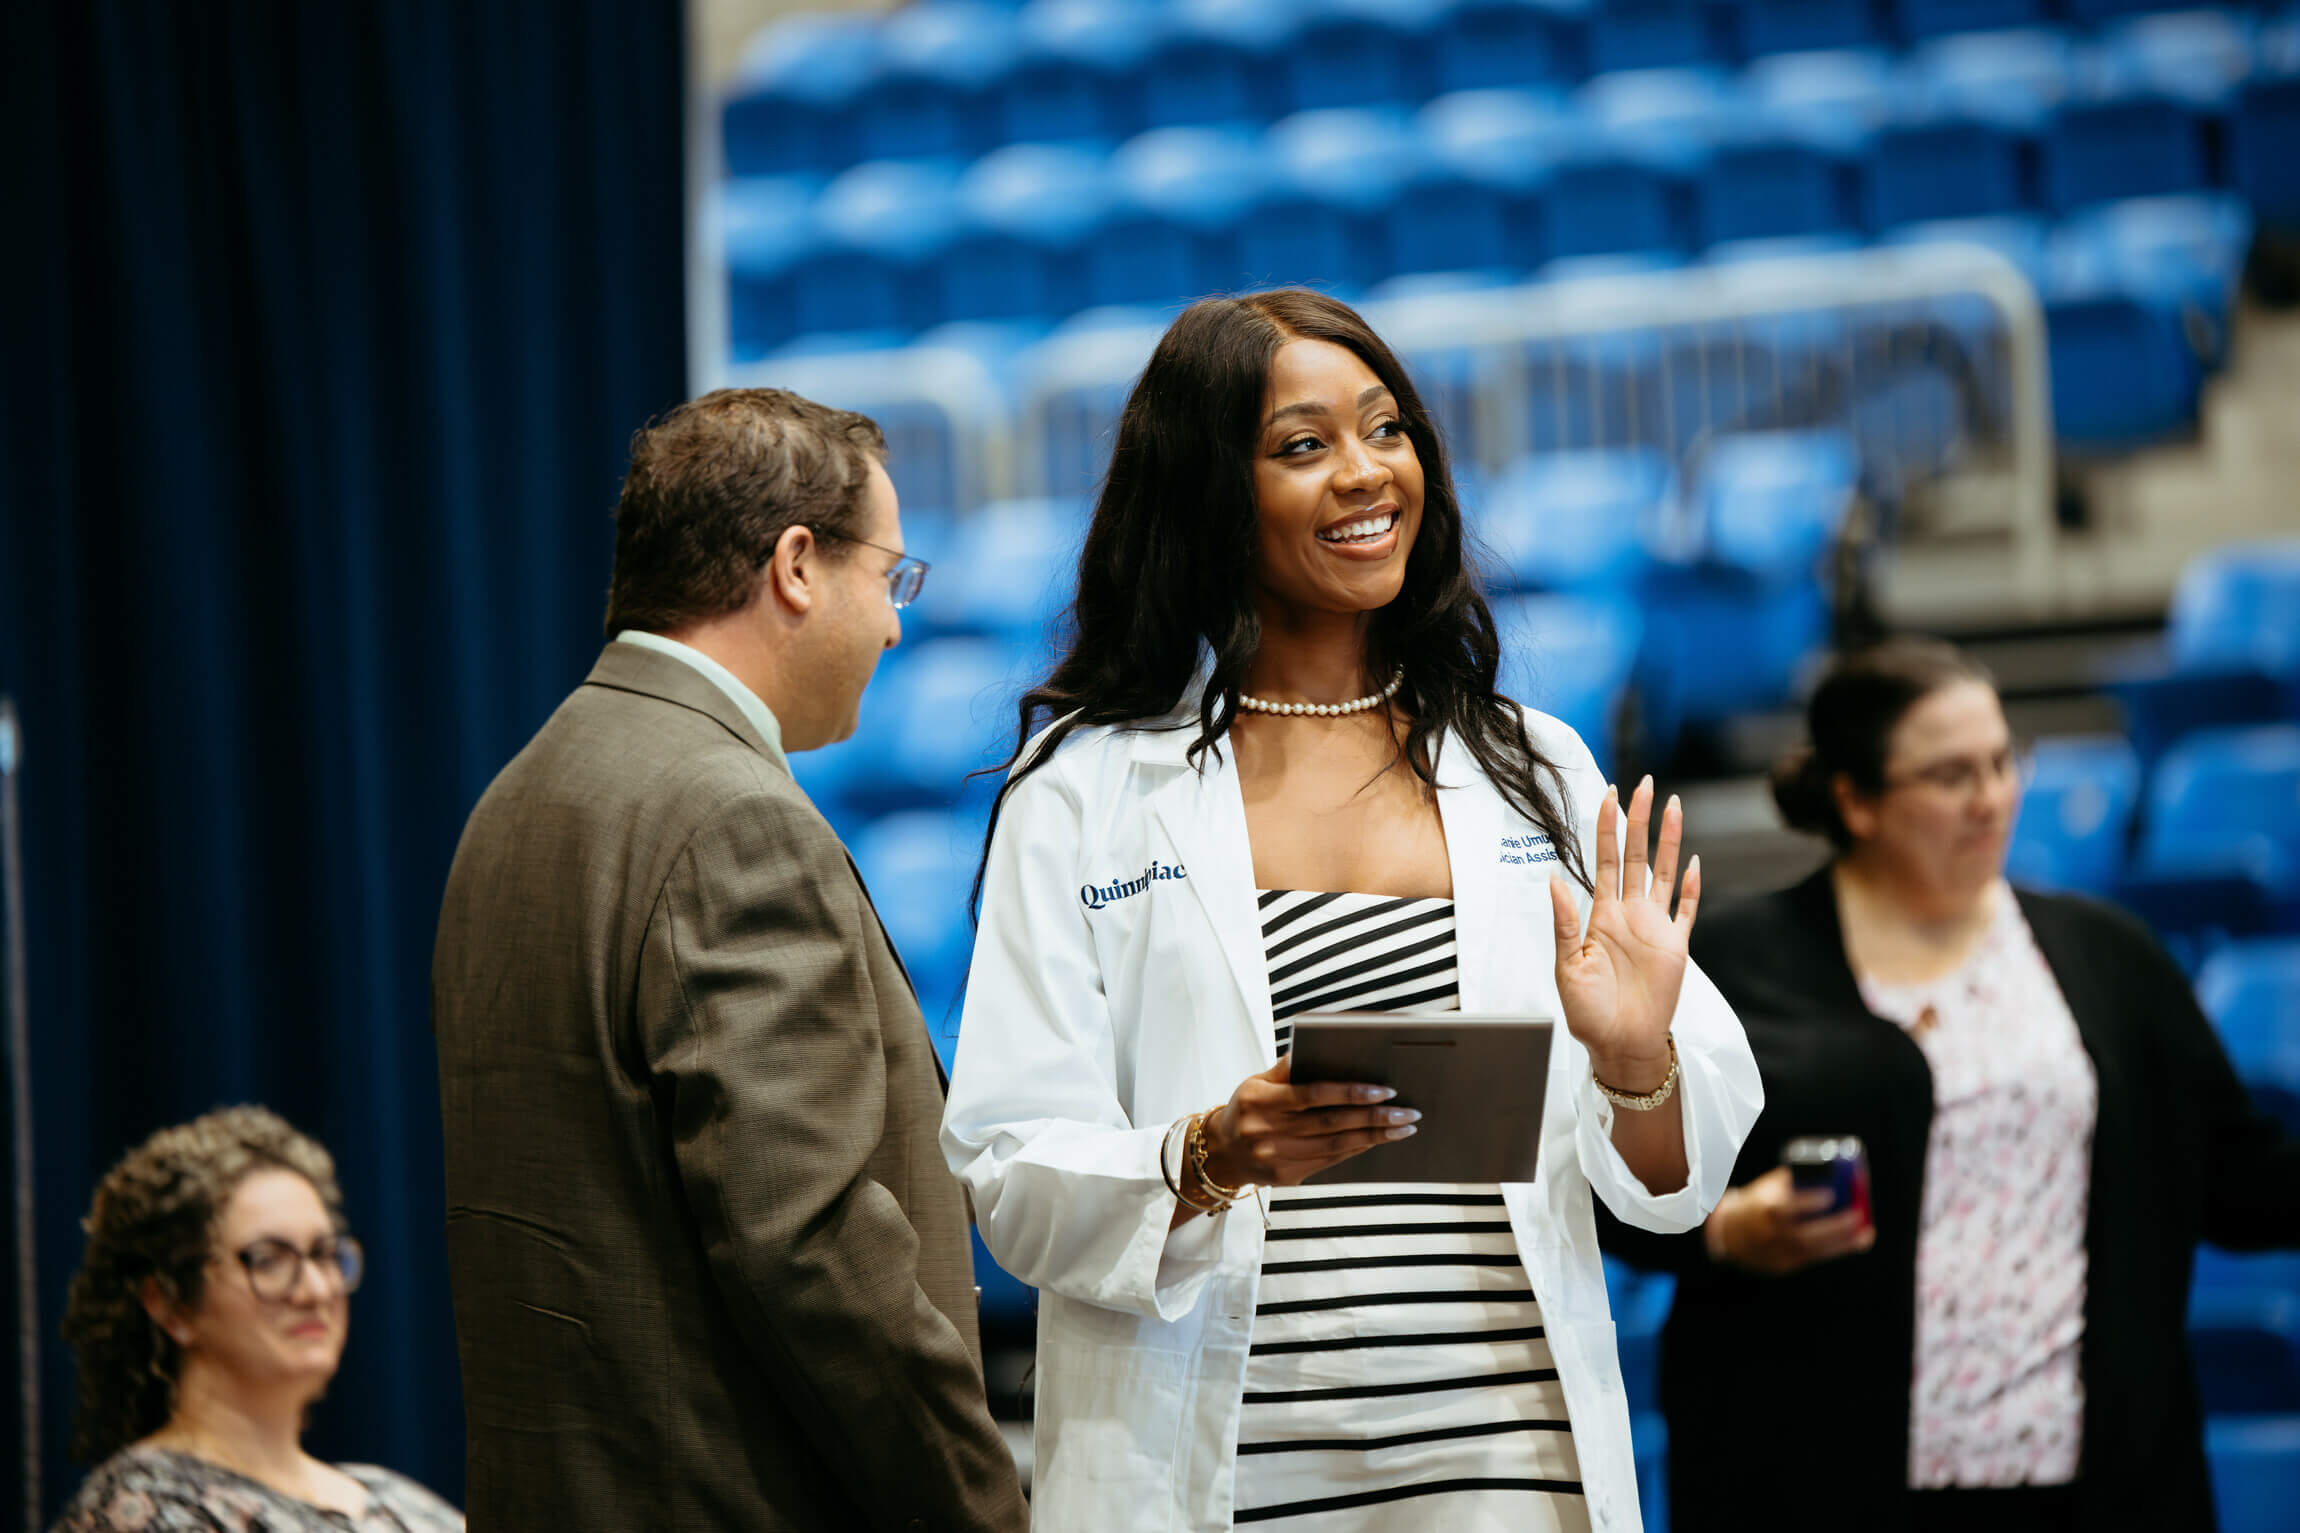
[1859,884,2099,1490]
[54,1447,463,1532]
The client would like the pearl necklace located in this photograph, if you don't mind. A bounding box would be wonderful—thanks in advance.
[1237,669,1405,717]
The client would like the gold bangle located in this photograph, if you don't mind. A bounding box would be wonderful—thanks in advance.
[1192,1109,1247,1202]
[1184,1112,1241,1217]
[1167,1113,1225,1215]
[1592,1037,1680,1112]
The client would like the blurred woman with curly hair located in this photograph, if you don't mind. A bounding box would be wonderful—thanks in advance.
[54,1105,461,1531]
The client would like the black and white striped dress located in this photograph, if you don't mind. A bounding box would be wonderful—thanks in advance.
[1234,888,1588,1531]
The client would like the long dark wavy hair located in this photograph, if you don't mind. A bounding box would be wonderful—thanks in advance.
[978,288,1591,894]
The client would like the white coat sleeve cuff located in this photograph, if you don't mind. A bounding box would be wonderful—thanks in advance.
[1105,1121,1228,1321]
[1577,1069,1706,1232]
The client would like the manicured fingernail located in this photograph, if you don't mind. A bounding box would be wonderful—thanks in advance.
[1641,774,1654,794]
[1667,793,1680,814]
[1362,1086,1396,1102]
[1387,1125,1418,1139]
[1387,1109,1421,1124]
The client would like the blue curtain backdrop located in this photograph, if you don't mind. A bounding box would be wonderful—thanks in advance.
[0,2,687,1516]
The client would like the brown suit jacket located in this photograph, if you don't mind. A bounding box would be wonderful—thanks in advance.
[432,642,1025,1531]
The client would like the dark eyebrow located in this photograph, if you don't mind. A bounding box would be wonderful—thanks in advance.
[1262,384,1398,432]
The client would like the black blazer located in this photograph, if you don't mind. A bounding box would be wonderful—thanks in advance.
[1600,867,2300,1532]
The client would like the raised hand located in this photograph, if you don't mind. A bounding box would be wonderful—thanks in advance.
[1547,776,1701,1092]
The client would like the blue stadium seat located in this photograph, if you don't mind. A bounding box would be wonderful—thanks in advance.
[2198,937,2300,1131]
[1138,0,1298,129]
[1689,428,1857,579]
[2230,65,2300,228]
[1478,447,1667,591]
[2094,8,2258,112]
[852,3,1022,162]
[1894,0,2051,41]
[2169,541,2300,678]
[794,162,964,336]
[2190,1290,2300,1414]
[1583,0,1729,75]
[721,13,881,176]
[851,808,984,1002]
[1695,52,1886,247]
[947,145,1111,324]
[1432,0,1585,94]
[1634,559,1831,754]
[842,638,1024,810]
[1869,30,2070,229]
[1731,0,1889,58]
[1904,26,2073,132]
[938,498,1088,642]
[1546,70,1734,260]
[2043,289,2202,447]
[2106,541,2300,766]
[1252,109,1427,291]
[2208,1415,2300,1533]
[1399,90,1574,274]
[1000,0,1159,145]
[723,177,824,361]
[2048,193,2252,367]
[1278,0,1451,113]
[2005,736,2141,896]
[1492,591,1645,772]
[2121,723,2300,943]
[2040,85,2215,214]
[2199,938,2300,1047]
[1090,127,1266,308]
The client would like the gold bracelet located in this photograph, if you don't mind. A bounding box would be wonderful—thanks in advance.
[1166,1113,1226,1216]
[1592,1037,1680,1112]
[1184,1111,1243,1217]
[1192,1110,1248,1201]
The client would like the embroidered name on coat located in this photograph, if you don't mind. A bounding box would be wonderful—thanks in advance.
[1080,859,1187,910]
[1500,834,1558,866]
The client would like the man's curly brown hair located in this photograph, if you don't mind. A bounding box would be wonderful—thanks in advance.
[60,1106,346,1462]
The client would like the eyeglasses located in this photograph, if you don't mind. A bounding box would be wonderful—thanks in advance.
[1882,742,2036,800]
[229,1234,365,1302]
[810,530,929,610]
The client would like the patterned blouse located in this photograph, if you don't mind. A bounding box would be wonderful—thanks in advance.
[1858,884,2099,1490]
[55,1446,463,1532]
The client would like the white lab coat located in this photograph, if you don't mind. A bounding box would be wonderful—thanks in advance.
[942,698,1763,1532]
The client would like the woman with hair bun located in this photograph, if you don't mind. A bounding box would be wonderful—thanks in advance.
[54,1106,461,1531]
[943,289,1761,1530]
[1602,636,2300,1532]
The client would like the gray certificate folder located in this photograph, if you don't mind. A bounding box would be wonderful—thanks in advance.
[1285,1013,1554,1184]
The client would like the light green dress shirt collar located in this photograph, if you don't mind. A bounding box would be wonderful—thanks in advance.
[612,630,788,774]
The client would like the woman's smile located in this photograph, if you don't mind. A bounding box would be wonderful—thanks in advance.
[1314,505,1400,558]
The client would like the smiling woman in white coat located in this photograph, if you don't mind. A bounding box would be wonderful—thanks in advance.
[942,289,1762,1533]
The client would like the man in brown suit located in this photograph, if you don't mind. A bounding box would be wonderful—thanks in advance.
[432,389,1026,1530]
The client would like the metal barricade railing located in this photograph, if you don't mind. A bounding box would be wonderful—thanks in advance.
[717,245,2058,616]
